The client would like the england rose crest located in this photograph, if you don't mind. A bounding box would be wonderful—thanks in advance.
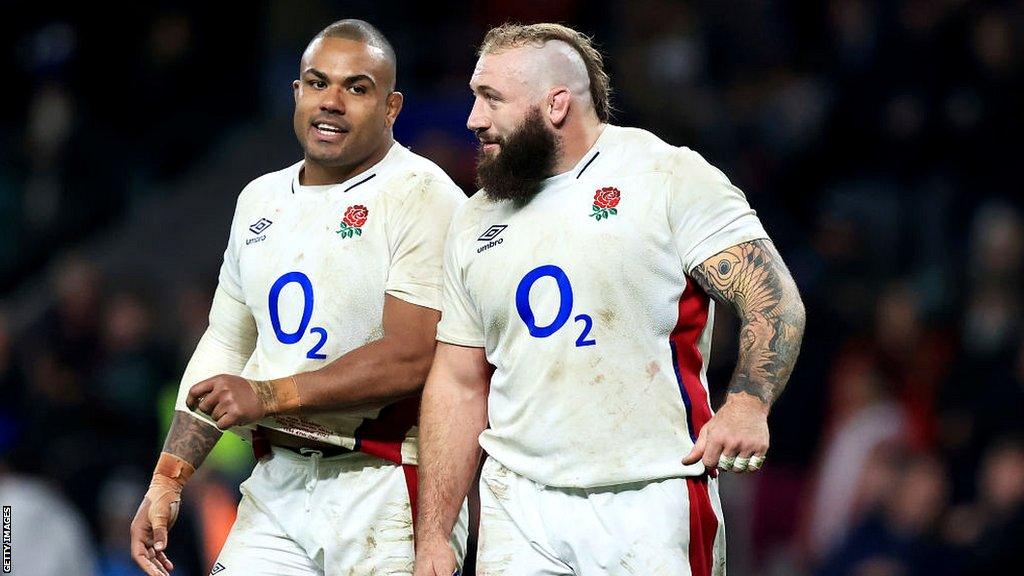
[589,187,620,221]
[336,205,369,238]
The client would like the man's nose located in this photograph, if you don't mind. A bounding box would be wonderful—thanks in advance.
[319,87,346,114]
[467,98,490,132]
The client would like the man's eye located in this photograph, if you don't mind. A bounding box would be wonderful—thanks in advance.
[308,80,327,89]
[349,85,367,94]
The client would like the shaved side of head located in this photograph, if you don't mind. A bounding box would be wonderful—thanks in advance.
[307,19,398,91]
[514,40,593,109]
[479,22,612,122]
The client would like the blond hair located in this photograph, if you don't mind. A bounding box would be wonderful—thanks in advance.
[479,23,612,122]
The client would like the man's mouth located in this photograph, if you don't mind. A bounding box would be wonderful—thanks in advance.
[311,121,349,141]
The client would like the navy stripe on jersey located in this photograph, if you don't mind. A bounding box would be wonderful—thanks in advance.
[576,151,600,178]
[344,173,377,192]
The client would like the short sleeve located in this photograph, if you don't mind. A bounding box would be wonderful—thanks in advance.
[384,173,465,310]
[436,222,485,347]
[218,195,246,303]
[669,148,769,272]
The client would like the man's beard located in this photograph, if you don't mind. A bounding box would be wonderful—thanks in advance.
[476,107,559,204]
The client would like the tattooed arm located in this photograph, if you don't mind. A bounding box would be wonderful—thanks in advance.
[131,285,253,576]
[162,411,223,468]
[682,239,805,473]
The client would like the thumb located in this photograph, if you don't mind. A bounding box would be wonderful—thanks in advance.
[149,498,179,551]
[682,427,707,465]
[152,521,168,552]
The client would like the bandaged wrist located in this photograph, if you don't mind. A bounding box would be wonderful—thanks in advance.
[151,452,195,489]
[246,376,302,415]
[145,452,195,526]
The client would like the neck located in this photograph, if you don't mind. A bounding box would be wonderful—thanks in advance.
[553,119,605,175]
[300,136,394,186]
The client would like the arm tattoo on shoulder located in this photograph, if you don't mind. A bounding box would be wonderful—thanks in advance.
[163,411,222,469]
[689,239,806,405]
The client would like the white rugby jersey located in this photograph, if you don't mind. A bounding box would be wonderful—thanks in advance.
[175,143,465,465]
[437,125,769,487]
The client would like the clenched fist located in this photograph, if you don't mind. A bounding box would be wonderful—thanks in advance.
[187,374,266,429]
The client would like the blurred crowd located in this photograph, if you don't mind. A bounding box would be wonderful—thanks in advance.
[1,1,1022,575]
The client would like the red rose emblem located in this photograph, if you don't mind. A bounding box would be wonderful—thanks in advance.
[343,205,369,228]
[593,187,620,209]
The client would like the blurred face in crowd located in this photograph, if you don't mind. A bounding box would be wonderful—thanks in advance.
[468,47,559,203]
[293,37,402,185]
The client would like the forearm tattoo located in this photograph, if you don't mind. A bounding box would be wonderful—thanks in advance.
[163,410,222,469]
[689,239,806,405]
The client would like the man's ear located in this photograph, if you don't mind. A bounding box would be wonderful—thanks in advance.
[547,87,571,126]
[386,91,404,128]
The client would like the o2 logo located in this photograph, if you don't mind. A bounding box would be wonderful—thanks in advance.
[515,265,596,347]
[268,271,328,359]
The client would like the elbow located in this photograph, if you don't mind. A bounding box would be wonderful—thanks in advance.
[394,341,438,396]
[788,290,807,338]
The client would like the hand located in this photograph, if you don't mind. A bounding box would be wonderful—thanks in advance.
[187,374,265,429]
[130,496,176,576]
[414,540,459,576]
[682,392,769,473]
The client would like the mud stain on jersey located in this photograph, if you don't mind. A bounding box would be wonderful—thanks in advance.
[645,361,661,380]
[548,360,564,383]
[598,307,617,329]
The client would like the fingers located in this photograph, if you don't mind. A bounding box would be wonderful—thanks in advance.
[130,526,170,576]
[196,389,221,415]
[684,424,768,474]
[718,447,768,474]
[155,550,175,572]
[748,454,767,472]
[187,379,216,410]
[681,426,708,466]
[216,411,239,430]
[702,433,725,471]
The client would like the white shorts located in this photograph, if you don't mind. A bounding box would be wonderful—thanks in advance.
[477,457,725,576]
[211,447,468,575]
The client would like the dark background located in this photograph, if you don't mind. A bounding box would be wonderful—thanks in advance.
[1,1,1022,575]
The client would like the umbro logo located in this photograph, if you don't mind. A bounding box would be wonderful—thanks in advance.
[246,218,272,245]
[477,224,507,253]
[478,225,506,242]
[249,218,273,234]
[210,562,226,575]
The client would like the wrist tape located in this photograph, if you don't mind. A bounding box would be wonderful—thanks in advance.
[245,376,302,415]
[146,452,196,525]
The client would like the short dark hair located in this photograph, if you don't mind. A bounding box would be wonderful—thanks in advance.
[479,23,612,122]
[312,19,397,89]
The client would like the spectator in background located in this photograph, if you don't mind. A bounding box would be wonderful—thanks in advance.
[0,455,97,576]
[804,349,906,562]
[94,287,173,462]
[817,452,960,576]
[946,436,1024,576]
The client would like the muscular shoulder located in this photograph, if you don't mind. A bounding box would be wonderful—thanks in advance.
[601,125,725,186]
[377,146,466,208]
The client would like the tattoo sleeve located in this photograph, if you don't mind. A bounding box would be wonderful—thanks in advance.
[162,410,222,469]
[688,239,806,405]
